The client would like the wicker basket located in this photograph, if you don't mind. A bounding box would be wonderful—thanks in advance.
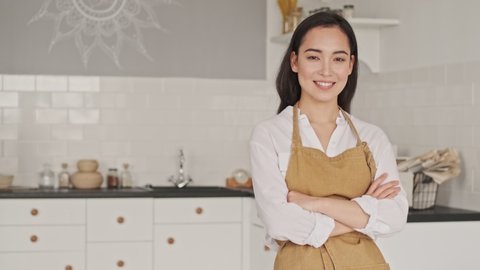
[411,172,438,210]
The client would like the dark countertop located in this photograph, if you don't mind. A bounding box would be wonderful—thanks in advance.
[1,186,480,223]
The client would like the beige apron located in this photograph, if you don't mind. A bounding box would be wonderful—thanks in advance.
[274,104,389,270]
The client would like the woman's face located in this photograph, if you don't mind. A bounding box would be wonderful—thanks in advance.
[290,26,354,106]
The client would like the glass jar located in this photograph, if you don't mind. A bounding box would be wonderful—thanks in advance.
[120,163,133,188]
[38,163,55,189]
[107,168,119,188]
[58,163,71,189]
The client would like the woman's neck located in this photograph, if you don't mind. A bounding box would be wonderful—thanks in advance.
[297,98,339,125]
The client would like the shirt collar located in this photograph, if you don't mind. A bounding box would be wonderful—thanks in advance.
[282,105,347,125]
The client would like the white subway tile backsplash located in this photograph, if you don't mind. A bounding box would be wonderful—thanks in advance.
[3,141,17,156]
[3,75,35,91]
[36,75,68,92]
[163,78,193,93]
[0,75,3,90]
[68,76,100,92]
[52,93,83,108]
[36,109,67,124]
[2,109,21,124]
[84,93,101,108]
[0,158,18,174]
[37,142,67,156]
[0,126,18,140]
[445,62,466,85]
[51,125,83,140]
[100,109,131,124]
[0,92,19,107]
[116,93,149,109]
[18,93,51,108]
[69,109,99,124]
[67,141,101,156]
[100,142,130,156]
[99,76,134,92]
[18,125,51,140]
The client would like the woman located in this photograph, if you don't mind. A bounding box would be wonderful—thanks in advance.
[250,12,408,270]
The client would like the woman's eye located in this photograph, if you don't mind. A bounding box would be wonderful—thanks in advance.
[334,57,346,62]
[307,55,319,60]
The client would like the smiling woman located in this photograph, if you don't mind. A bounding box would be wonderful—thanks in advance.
[250,11,408,270]
[0,0,266,78]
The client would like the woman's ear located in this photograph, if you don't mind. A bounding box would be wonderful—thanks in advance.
[290,51,298,73]
[349,55,355,75]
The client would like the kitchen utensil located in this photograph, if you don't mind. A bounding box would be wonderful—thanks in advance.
[77,159,99,173]
[71,172,103,189]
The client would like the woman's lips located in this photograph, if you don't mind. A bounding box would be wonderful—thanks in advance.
[314,81,335,90]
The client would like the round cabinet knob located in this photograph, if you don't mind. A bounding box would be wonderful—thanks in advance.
[31,208,39,216]
[117,260,125,268]
[264,245,270,251]
[117,216,125,224]
[30,235,38,243]
[167,237,175,245]
[195,207,203,215]
[65,265,73,270]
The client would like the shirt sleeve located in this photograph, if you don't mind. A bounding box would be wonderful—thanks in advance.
[352,131,409,239]
[250,125,335,249]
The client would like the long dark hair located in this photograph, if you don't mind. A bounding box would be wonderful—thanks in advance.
[276,12,358,113]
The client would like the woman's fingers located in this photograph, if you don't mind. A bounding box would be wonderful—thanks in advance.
[371,180,400,198]
[366,173,388,195]
[376,186,401,199]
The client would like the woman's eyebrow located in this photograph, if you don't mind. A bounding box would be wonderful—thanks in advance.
[304,48,349,55]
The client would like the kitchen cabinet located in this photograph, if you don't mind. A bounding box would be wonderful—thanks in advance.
[0,199,86,270]
[377,221,480,270]
[270,17,400,73]
[86,198,153,270]
[244,198,276,270]
[154,198,243,270]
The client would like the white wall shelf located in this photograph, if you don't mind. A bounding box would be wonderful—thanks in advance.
[270,17,400,73]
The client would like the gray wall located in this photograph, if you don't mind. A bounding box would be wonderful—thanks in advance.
[0,0,266,79]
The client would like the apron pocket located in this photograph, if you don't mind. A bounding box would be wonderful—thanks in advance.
[324,233,388,269]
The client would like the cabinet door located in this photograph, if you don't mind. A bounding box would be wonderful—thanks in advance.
[250,225,276,270]
[154,223,242,270]
[377,221,480,270]
[87,242,152,270]
[0,252,85,270]
[87,198,153,242]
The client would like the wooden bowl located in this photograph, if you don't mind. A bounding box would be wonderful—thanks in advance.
[0,175,14,189]
[71,172,103,189]
[77,160,99,173]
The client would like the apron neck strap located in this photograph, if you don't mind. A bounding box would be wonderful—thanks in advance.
[340,108,362,146]
[292,103,303,148]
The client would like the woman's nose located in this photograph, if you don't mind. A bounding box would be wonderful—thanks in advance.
[318,60,332,76]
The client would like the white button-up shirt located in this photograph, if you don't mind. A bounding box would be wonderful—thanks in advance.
[250,106,408,249]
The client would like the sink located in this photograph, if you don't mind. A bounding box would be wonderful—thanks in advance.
[145,185,253,198]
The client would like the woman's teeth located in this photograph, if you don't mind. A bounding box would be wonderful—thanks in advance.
[315,81,334,87]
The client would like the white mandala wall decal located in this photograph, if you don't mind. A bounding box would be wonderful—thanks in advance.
[29,0,176,68]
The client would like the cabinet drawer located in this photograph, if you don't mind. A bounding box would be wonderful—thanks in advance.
[0,226,85,252]
[0,199,86,225]
[154,198,242,223]
[0,252,85,270]
[87,242,152,270]
[154,224,241,270]
[87,198,153,242]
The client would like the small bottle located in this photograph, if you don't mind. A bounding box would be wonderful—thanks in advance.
[107,168,119,188]
[58,163,71,189]
[38,163,55,189]
[343,5,354,19]
[120,163,133,188]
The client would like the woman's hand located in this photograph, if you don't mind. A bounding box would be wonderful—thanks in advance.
[366,173,401,199]
[287,191,319,212]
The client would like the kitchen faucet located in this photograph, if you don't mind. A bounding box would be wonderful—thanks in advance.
[168,149,192,188]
